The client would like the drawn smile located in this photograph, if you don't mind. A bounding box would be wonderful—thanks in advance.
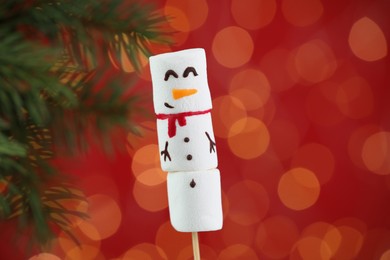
[164,102,174,109]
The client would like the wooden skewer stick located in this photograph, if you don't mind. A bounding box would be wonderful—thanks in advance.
[192,232,200,260]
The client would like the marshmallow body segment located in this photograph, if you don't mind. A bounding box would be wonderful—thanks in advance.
[156,113,217,172]
[150,48,223,232]
[167,170,222,232]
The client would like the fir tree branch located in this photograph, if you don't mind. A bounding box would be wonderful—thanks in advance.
[0,0,172,252]
[0,29,78,127]
[0,133,26,157]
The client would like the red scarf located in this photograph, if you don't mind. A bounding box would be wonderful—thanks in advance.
[156,109,211,138]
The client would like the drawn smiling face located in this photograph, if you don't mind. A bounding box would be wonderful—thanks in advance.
[162,66,199,109]
[150,48,212,114]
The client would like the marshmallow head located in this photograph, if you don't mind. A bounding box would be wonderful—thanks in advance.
[150,48,212,114]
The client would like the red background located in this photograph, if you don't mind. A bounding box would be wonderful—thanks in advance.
[2,0,390,259]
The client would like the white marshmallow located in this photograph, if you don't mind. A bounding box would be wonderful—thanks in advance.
[149,48,212,114]
[150,48,223,233]
[167,169,223,232]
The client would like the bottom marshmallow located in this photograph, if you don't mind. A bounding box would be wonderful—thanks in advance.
[167,169,223,232]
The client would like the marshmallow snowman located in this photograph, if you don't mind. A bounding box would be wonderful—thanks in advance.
[150,48,223,232]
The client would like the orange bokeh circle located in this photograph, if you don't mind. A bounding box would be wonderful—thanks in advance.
[212,26,254,68]
[131,144,160,170]
[78,194,122,240]
[278,167,321,210]
[229,68,271,111]
[362,131,390,175]
[293,39,337,84]
[133,180,168,212]
[228,117,270,160]
[324,225,364,259]
[349,17,388,62]
[165,0,208,31]
[137,167,167,186]
[131,144,164,184]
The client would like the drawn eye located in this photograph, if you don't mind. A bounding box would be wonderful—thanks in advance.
[164,70,178,81]
[183,67,198,78]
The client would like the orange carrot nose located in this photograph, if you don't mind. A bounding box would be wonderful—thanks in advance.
[172,88,198,100]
